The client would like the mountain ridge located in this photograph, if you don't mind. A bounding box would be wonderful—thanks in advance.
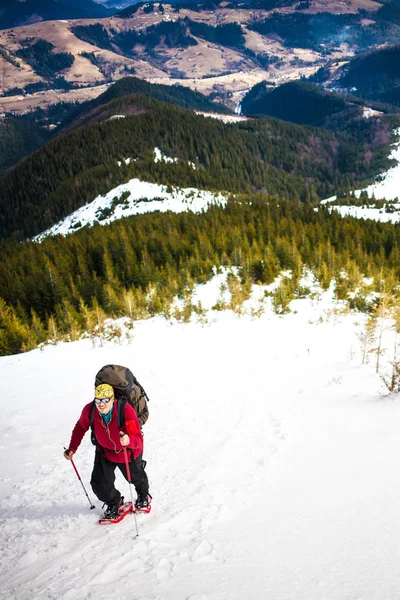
[0,0,113,30]
[0,80,395,241]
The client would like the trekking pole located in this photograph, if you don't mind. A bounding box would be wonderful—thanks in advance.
[123,445,139,537]
[64,447,95,510]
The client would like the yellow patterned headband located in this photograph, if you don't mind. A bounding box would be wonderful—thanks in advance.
[94,383,114,400]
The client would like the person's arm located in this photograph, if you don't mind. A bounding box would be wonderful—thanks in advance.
[64,404,91,458]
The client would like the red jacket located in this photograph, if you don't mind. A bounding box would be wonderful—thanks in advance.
[69,401,143,462]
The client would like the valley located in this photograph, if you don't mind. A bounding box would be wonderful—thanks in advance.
[0,0,393,113]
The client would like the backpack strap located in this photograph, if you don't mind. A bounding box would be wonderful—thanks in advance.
[89,400,97,446]
[132,376,150,403]
[117,397,127,429]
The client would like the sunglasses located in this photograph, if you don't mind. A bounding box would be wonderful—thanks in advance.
[94,396,114,404]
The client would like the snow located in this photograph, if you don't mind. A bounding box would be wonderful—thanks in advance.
[34,146,222,240]
[153,147,178,164]
[34,180,228,241]
[325,203,400,224]
[195,112,249,123]
[363,107,384,119]
[322,128,400,223]
[1,273,399,600]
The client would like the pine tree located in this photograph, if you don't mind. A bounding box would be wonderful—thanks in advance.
[47,315,59,344]
[374,289,393,374]
[382,301,400,393]
[357,315,377,364]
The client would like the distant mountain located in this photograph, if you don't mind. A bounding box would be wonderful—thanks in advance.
[98,0,133,6]
[0,0,112,30]
[62,76,232,131]
[1,0,398,115]
[241,81,362,128]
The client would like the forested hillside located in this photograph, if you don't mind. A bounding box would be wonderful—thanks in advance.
[0,102,79,176]
[248,8,400,51]
[0,92,395,240]
[0,115,50,176]
[336,45,400,106]
[1,195,399,355]
[241,81,360,127]
[0,77,231,175]
[62,76,232,132]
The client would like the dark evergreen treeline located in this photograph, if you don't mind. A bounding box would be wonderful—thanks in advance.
[71,24,114,51]
[15,39,74,80]
[118,1,221,15]
[244,0,297,8]
[0,116,50,176]
[249,12,360,51]
[248,10,400,52]
[338,45,400,105]
[241,81,352,126]
[72,20,198,56]
[120,19,197,49]
[1,76,73,98]
[0,103,79,175]
[186,20,245,48]
[1,196,399,355]
[1,93,394,241]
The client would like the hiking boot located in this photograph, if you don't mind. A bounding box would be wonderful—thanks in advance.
[103,496,124,519]
[135,493,151,511]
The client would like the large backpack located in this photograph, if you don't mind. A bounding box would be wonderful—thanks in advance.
[89,365,150,443]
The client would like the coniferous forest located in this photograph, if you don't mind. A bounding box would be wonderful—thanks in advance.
[1,195,399,355]
[0,91,395,240]
[1,79,399,356]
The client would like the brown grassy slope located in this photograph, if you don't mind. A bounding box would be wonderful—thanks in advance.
[0,0,384,113]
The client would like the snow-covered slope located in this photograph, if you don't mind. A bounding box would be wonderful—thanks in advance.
[324,202,400,224]
[1,277,399,600]
[323,128,400,223]
[34,128,400,242]
[34,147,229,241]
[34,179,228,241]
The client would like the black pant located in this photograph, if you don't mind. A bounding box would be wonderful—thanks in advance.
[90,449,149,506]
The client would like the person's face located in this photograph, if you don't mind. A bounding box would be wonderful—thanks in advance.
[95,397,114,415]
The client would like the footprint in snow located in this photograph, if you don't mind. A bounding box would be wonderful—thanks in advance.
[155,557,173,582]
[269,414,286,441]
[191,539,216,563]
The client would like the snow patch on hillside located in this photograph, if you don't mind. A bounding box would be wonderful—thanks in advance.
[195,111,249,123]
[323,128,400,223]
[34,180,229,241]
[324,202,400,224]
[154,147,178,164]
